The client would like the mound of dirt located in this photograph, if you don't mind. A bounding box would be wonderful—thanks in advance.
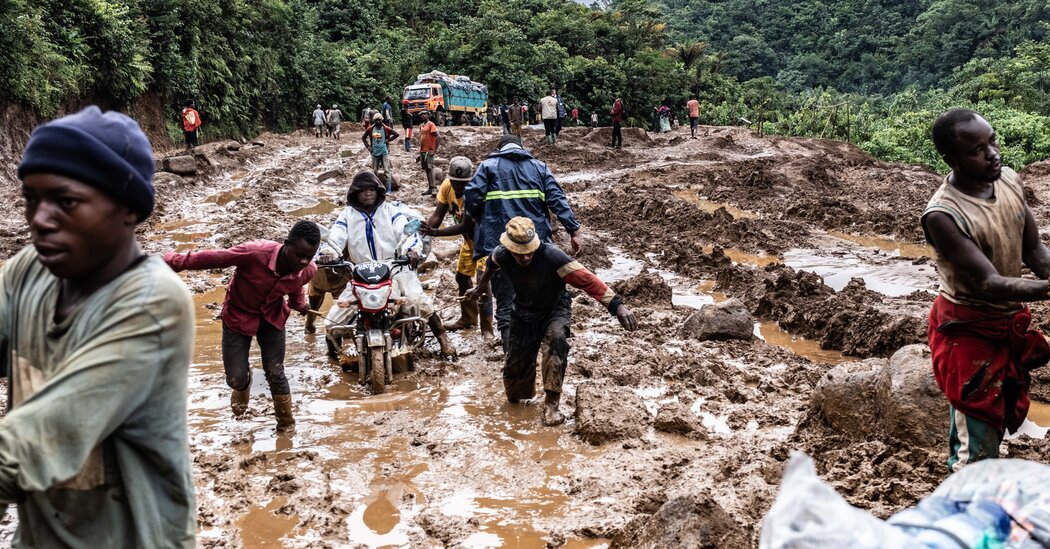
[611,494,746,549]
[613,271,673,307]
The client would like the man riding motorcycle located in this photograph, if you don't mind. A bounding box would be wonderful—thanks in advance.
[321,171,456,357]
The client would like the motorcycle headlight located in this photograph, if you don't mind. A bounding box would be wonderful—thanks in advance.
[355,287,392,311]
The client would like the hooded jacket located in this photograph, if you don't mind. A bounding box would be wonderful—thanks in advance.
[464,145,580,259]
[324,177,425,264]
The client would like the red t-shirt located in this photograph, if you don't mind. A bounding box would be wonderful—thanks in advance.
[164,240,316,336]
[182,107,201,131]
[687,99,700,118]
[419,121,438,152]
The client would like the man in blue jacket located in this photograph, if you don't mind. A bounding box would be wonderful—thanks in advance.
[464,134,583,349]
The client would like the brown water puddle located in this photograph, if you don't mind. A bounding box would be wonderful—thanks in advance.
[206,188,246,206]
[692,280,850,364]
[237,496,299,547]
[672,189,758,219]
[829,231,932,259]
[186,284,614,546]
[702,245,780,267]
[286,198,341,216]
[1029,401,1050,428]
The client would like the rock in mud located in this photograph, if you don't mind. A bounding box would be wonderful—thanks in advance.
[810,344,947,447]
[874,344,946,447]
[678,298,753,341]
[575,382,651,445]
[610,495,745,549]
[653,402,705,439]
[152,171,186,189]
[163,155,197,175]
[316,168,344,182]
[613,272,673,308]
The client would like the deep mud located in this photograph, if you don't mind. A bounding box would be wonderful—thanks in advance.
[0,122,1048,547]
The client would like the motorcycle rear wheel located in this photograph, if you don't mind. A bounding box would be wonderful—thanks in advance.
[370,348,387,395]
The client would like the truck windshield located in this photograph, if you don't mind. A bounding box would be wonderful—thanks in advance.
[405,88,430,100]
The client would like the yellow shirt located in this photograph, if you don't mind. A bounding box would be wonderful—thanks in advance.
[436,178,465,224]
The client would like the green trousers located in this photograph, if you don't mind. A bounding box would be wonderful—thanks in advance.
[947,405,1002,473]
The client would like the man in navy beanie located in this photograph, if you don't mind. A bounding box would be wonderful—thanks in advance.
[1,106,196,547]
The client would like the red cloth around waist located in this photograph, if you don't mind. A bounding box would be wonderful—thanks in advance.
[928,295,1050,433]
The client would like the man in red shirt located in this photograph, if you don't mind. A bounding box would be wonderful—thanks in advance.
[164,220,320,431]
[418,110,440,195]
[686,95,701,139]
[610,97,624,149]
[181,100,202,150]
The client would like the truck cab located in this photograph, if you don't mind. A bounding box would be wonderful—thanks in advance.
[403,84,444,118]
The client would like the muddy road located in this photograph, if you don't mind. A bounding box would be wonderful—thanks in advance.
[1,123,1049,547]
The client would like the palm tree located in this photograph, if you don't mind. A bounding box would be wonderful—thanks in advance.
[665,41,707,96]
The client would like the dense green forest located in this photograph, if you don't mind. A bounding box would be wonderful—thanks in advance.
[2,0,1048,170]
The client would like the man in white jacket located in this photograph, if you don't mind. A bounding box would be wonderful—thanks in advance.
[321,171,456,357]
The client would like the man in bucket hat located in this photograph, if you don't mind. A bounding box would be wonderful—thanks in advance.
[3,106,196,546]
[468,217,637,425]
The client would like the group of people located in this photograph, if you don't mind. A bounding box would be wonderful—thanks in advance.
[312,104,344,139]
[0,98,1043,545]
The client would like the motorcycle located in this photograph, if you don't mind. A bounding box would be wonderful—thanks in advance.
[320,221,430,394]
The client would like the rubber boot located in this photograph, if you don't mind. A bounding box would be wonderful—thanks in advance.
[273,393,295,432]
[231,371,251,417]
[305,295,322,334]
[542,390,565,426]
[479,310,495,340]
[445,299,479,332]
[428,314,457,357]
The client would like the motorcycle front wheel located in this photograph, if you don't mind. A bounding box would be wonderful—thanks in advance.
[370,348,387,395]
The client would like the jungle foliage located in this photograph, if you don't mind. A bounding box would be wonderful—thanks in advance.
[1,0,1048,170]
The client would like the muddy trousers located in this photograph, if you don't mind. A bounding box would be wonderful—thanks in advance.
[611,123,622,148]
[503,293,572,401]
[948,405,1001,473]
[222,322,290,395]
[184,129,198,148]
[491,269,516,338]
[543,119,557,144]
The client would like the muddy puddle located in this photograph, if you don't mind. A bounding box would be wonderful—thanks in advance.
[598,248,849,364]
[672,189,758,219]
[187,285,617,547]
[782,248,937,296]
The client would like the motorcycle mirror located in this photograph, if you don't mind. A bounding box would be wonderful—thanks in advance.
[404,218,421,236]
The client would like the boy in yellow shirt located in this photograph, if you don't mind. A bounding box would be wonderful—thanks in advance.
[423,156,494,338]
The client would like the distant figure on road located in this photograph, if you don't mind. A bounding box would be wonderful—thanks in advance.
[571,107,579,126]
[610,97,624,148]
[417,110,440,195]
[362,112,400,193]
[687,95,701,138]
[401,100,414,152]
[312,104,326,138]
[327,104,343,139]
[591,111,599,129]
[540,90,559,145]
[922,108,1050,472]
[182,100,201,149]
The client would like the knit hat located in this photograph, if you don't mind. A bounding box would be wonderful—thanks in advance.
[372,112,384,122]
[18,106,155,221]
[500,217,540,254]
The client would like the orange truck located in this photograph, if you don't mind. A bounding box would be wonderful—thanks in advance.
[402,71,488,124]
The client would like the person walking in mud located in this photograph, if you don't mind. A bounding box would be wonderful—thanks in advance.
[362,112,400,193]
[687,95,701,139]
[421,156,496,340]
[320,171,456,357]
[610,97,624,148]
[182,99,201,149]
[313,104,326,138]
[401,99,414,152]
[541,90,559,145]
[165,221,320,432]
[327,104,343,139]
[509,98,523,136]
[382,96,394,126]
[467,217,636,425]
[418,110,440,195]
[464,134,583,350]
[4,106,196,545]
[922,108,1050,472]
